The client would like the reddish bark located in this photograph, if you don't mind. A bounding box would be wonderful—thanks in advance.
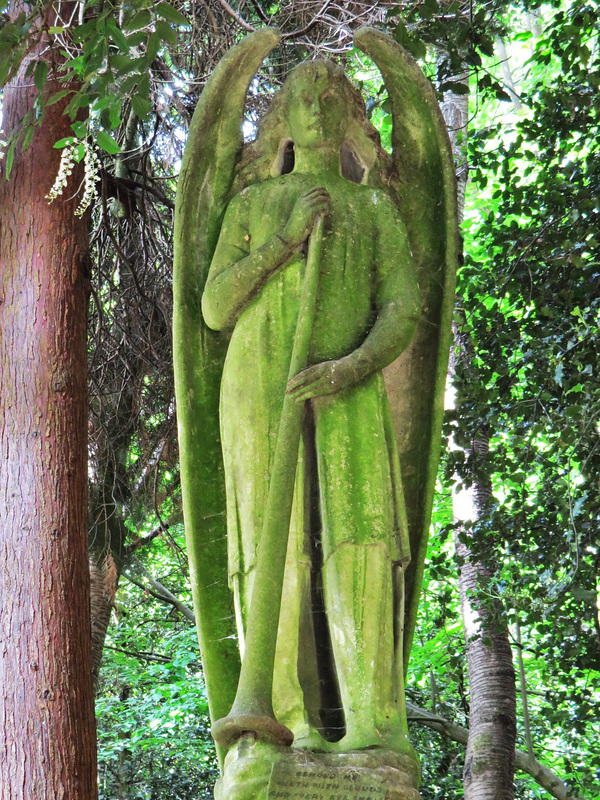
[0,49,98,800]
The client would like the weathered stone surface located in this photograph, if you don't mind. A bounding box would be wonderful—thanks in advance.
[215,739,422,800]
[204,56,420,759]
[269,762,386,800]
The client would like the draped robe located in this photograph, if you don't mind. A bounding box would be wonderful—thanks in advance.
[204,172,421,736]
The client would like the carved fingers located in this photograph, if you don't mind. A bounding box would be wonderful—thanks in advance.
[286,356,363,402]
[281,187,330,249]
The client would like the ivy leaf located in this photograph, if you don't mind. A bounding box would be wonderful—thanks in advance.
[5,139,15,179]
[73,142,86,162]
[465,48,482,68]
[137,73,150,100]
[394,21,426,60]
[494,87,512,102]
[155,19,176,46]
[155,2,189,27]
[107,54,132,73]
[46,89,71,106]
[146,31,160,62]
[116,55,146,76]
[71,120,87,139]
[21,124,34,152]
[106,18,130,53]
[441,81,469,95]
[97,129,122,154]
[65,92,85,120]
[123,10,151,31]
[132,94,152,120]
[108,101,122,130]
[419,0,439,20]
[72,18,96,43]
[33,59,47,91]
[0,52,13,86]
[54,136,76,148]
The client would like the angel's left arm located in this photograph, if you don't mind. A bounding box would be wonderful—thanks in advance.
[287,193,421,400]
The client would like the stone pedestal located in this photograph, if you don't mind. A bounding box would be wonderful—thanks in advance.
[215,737,422,800]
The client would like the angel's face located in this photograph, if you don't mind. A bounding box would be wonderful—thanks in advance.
[286,64,348,150]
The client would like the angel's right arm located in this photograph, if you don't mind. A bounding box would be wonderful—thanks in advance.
[202,191,294,331]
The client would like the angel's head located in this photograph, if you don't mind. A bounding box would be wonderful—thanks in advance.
[282,60,360,151]
[235,59,386,187]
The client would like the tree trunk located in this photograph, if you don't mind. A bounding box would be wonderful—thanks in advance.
[0,39,98,800]
[89,540,119,694]
[439,62,517,800]
[89,476,128,693]
[454,442,517,798]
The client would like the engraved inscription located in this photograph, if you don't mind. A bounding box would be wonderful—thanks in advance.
[267,761,387,800]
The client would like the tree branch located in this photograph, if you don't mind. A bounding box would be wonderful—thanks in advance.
[515,620,535,763]
[104,644,170,664]
[124,559,196,624]
[405,701,583,800]
[123,525,163,556]
[248,0,269,23]
[216,0,255,31]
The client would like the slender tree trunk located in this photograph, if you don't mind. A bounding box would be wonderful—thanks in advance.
[89,539,119,693]
[494,37,522,112]
[87,358,140,690]
[0,35,98,800]
[439,59,517,800]
[453,435,517,798]
[89,475,128,693]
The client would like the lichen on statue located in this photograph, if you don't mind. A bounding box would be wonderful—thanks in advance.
[202,59,421,757]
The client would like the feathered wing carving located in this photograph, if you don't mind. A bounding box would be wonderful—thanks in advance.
[354,28,458,667]
[173,28,281,764]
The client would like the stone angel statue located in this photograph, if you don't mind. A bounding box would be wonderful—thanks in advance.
[174,27,457,799]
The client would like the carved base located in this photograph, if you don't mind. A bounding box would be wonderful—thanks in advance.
[214,736,422,800]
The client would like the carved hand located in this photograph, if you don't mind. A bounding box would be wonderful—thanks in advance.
[286,354,371,402]
[280,187,330,249]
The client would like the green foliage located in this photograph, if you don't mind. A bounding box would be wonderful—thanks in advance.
[386,0,503,92]
[0,1,191,159]
[96,527,218,799]
[450,0,600,794]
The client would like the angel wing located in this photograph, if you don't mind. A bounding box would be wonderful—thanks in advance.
[173,28,281,764]
[354,28,458,667]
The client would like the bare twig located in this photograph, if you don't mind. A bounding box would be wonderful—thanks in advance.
[216,0,255,31]
[282,0,333,39]
[104,644,171,664]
